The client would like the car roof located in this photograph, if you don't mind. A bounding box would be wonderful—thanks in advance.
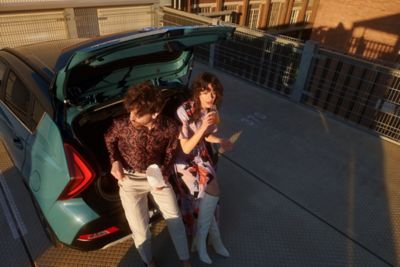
[11,39,86,74]
[5,30,145,79]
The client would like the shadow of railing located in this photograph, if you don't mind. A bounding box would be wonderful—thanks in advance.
[311,13,400,68]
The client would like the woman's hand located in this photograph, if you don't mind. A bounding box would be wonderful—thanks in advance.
[180,111,217,155]
[111,161,125,180]
[200,111,217,132]
[220,139,234,152]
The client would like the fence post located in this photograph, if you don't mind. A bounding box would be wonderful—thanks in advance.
[64,8,78,38]
[257,37,269,84]
[291,40,318,102]
[208,18,219,68]
[153,3,161,27]
[209,44,215,68]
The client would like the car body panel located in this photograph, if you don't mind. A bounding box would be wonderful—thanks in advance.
[47,198,100,244]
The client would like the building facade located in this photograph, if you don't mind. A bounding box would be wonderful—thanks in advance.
[310,0,400,66]
[170,0,319,38]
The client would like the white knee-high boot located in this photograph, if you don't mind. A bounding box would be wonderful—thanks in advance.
[209,217,230,257]
[196,193,219,264]
[193,217,230,257]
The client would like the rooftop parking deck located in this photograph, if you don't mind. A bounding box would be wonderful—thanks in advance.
[0,62,399,266]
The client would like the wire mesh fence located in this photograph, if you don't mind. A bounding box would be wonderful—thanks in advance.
[217,32,302,96]
[162,9,302,97]
[0,11,69,48]
[303,48,400,141]
[0,2,157,49]
[161,7,400,143]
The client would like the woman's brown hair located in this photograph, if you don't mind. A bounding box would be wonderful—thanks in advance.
[190,72,224,122]
[124,81,163,116]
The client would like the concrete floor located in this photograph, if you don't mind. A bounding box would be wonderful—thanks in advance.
[1,63,399,266]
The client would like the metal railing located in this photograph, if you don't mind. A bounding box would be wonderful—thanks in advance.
[161,7,400,143]
[302,46,400,141]
[162,8,303,97]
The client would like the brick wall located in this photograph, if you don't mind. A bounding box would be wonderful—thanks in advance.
[310,0,400,66]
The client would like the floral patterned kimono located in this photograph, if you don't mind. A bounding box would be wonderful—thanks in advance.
[174,101,218,235]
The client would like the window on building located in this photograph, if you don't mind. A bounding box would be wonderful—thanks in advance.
[193,4,214,14]
[248,5,260,28]
[199,6,211,13]
[290,9,299,24]
[308,0,314,7]
[224,4,238,23]
[268,2,282,27]
[224,5,237,11]
[305,10,312,22]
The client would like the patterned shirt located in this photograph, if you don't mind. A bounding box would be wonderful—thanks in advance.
[104,114,179,179]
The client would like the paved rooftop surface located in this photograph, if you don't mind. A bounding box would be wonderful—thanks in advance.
[1,62,399,267]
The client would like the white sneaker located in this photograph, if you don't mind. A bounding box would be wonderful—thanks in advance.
[146,164,167,189]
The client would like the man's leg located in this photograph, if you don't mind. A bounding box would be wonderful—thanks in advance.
[119,179,152,264]
[151,185,190,262]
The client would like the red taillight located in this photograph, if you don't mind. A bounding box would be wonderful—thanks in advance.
[77,226,119,241]
[59,143,96,200]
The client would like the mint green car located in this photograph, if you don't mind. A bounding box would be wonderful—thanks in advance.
[0,25,234,250]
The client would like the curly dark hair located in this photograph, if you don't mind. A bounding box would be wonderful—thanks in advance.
[190,72,224,122]
[124,81,163,116]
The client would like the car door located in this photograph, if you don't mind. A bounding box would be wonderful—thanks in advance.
[0,63,32,171]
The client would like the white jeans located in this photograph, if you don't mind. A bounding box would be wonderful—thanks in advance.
[118,174,189,264]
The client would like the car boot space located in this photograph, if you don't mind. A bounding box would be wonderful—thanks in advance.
[71,85,189,206]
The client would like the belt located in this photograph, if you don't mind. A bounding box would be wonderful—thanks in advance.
[123,168,146,180]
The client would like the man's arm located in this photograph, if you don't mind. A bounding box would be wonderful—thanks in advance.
[160,120,179,181]
[104,120,124,180]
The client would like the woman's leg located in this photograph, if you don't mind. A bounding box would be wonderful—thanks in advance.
[196,192,220,264]
[208,216,230,257]
[205,178,220,196]
[197,178,230,261]
[173,166,199,236]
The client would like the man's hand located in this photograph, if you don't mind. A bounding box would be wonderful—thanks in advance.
[154,175,169,191]
[111,161,125,180]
